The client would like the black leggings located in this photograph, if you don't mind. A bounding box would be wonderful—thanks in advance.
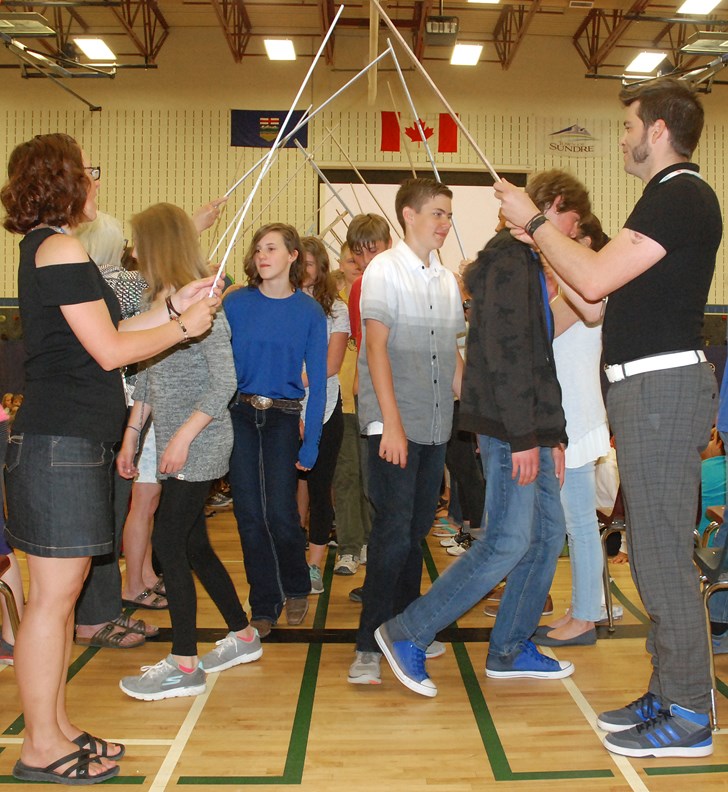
[305,398,344,547]
[153,477,247,656]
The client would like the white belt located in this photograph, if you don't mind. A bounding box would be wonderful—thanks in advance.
[604,350,706,383]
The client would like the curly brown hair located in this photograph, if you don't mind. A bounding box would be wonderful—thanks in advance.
[1,133,89,235]
[300,236,338,316]
[243,223,303,289]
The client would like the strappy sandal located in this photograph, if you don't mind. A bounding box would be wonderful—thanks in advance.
[152,576,166,597]
[75,621,145,649]
[72,731,126,760]
[112,614,159,639]
[13,748,120,785]
[121,588,168,610]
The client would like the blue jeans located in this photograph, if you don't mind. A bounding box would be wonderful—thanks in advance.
[561,460,602,621]
[391,436,566,660]
[228,401,310,623]
[356,437,446,653]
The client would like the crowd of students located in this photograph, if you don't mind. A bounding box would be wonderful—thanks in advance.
[0,74,724,785]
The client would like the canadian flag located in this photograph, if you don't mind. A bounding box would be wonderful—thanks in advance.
[380,111,458,154]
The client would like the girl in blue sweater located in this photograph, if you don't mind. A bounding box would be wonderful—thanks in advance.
[224,223,327,637]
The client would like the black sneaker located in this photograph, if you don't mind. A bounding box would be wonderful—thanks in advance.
[349,586,363,603]
[603,704,713,758]
[597,692,662,733]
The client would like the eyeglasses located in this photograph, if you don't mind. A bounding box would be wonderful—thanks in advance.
[85,166,102,181]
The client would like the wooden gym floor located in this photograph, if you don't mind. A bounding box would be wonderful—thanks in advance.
[0,508,726,791]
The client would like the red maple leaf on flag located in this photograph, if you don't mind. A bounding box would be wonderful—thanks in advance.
[404,119,434,143]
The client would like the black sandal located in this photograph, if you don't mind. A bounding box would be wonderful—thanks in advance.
[13,748,120,785]
[72,730,126,760]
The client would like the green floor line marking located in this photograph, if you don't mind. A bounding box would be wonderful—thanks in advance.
[3,646,98,735]
[453,641,612,781]
[177,642,322,785]
[644,764,728,776]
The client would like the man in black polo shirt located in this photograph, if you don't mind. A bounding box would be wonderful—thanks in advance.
[496,77,722,759]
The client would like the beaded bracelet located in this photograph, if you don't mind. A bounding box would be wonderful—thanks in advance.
[173,316,189,342]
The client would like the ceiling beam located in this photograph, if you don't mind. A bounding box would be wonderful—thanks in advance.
[210,0,251,63]
[110,0,169,64]
[493,1,542,71]
[320,0,336,65]
[572,0,650,72]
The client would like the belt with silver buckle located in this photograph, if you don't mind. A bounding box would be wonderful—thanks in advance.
[604,350,706,383]
[237,393,302,412]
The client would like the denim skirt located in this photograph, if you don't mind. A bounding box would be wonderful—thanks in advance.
[4,432,116,558]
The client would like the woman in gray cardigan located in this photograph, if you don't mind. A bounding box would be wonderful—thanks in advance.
[116,203,262,701]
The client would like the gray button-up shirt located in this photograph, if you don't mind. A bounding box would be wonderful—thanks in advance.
[358,240,465,445]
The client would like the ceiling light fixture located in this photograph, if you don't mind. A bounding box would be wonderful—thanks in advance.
[451,43,483,65]
[468,0,501,4]
[681,31,728,54]
[264,39,296,61]
[624,51,668,73]
[677,0,720,14]
[72,37,116,61]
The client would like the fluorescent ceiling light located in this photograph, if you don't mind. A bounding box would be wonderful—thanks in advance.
[681,31,728,54]
[73,37,116,61]
[468,0,501,4]
[677,0,720,14]
[451,43,483,65]
[625,51,667,73]
[264,39,296,60]
[0,12,55,37]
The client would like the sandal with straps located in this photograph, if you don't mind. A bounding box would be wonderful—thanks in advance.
[152,575,166,597]
[75,621,145,649]
[112,614,159,639]
[72,731,126,760]
[13,748,120,785]
[121,588,168,610]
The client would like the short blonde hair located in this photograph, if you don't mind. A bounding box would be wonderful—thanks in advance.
[75,211,125,269]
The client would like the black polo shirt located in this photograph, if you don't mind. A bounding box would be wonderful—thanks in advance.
[603,162,722,366]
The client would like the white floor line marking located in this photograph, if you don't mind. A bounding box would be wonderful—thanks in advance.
[541,649,650,792]
[0,737,175,747]
[147,672,219,792]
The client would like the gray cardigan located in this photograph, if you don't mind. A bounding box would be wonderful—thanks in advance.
[133,310,236,482]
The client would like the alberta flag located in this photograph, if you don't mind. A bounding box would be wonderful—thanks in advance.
[231,110,309,148]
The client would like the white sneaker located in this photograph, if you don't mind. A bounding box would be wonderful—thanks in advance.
[359,544,368,565]
[446,542,469,556]
[334,554,359,575]
[347,651,381,685]
[120,655,206,701]
[425,640,446,659]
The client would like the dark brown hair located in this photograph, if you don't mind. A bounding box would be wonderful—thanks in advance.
[301,236,338,316]
[395,177,452,231]
[578,214,609,252]
[525,170,591,219]
[1,133,89,234]
[619,77,703,159]
[243,223,303,289]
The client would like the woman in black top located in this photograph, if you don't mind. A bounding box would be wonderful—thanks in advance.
[1,133,221,785]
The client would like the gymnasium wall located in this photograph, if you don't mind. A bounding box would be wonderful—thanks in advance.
[0,27,726,304]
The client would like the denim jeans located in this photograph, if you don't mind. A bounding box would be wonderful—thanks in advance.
[391,435,566,660]
[228,401,310,623]
[356,437,446,653]
[561,460,602,622]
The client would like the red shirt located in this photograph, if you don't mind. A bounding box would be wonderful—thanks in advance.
[349,274,363,351]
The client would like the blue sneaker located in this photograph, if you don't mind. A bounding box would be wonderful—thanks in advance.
[375,622,437,697]
[485,640,574,679]
[603,704,713,758]
[597,691,662,733]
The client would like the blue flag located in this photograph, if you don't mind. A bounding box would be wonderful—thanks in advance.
[231,109,309,148]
